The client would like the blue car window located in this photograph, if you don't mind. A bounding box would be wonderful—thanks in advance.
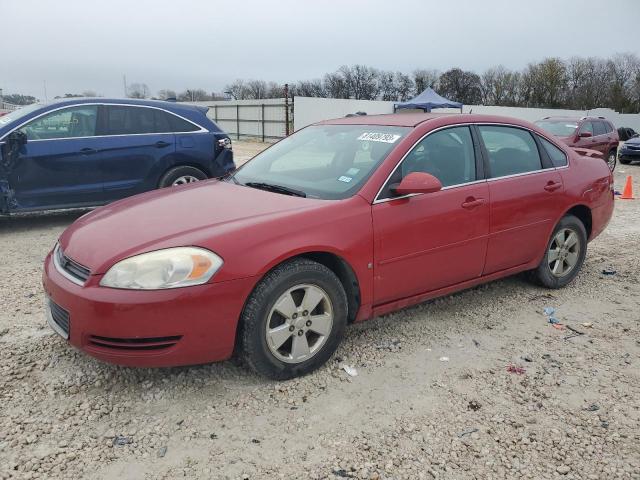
[19,106,98,140]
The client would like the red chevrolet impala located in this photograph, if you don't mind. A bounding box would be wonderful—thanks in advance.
[42,113,614,379]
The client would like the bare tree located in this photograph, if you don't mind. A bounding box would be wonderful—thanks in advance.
[224,80,248,100]
[395,72,414,101]
[339,65,379,100]
[177,89,211,101]
[438,68,482,104]
[377,71,397,101]
[292,79,326,97]
[413,69,439,94]
[127,83,150,99]
[323,72,349,99]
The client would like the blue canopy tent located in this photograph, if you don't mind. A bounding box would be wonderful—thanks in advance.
[394,87,463,113]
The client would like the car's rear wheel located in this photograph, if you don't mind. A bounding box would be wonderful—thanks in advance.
[239,259,348,380]
[531,215,587,289]
[158,166,207,188]
[607,150,617,172]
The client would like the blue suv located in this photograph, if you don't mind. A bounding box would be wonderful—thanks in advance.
[0,98,234,214]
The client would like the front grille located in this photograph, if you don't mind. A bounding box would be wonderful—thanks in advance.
[49,300,70,336]
[88,335,182,351]
[55,246,90,284]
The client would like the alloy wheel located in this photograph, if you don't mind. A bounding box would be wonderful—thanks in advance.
[607,152,616,172]
[265,284,333,364]
[172,175,200,186]
[548,228,581,277]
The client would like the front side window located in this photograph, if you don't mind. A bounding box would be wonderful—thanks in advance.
[539,136,568,167]
[392,126,476,192]
[579,121,594,136]
[19,105,98,140]
[479,126,542,178]
[234,124,410,200]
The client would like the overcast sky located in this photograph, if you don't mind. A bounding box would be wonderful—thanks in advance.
[1,0,639,100]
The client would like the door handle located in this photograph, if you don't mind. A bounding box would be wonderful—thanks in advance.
[461,197,485,209]
[155,141,171,148]
[79,147,97,155]
[544,181,562,192]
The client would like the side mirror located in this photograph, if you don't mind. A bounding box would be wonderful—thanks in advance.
[578,131,592,138]
[6,130,27,146]
[391,172,442,196]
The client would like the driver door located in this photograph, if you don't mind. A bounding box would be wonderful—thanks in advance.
[372,126,490,305]
[8,105,104,211]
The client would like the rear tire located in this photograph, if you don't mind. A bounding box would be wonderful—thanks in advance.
[607,150,617,172]
[619,158,631,165]
[158,166,207,188]
[239,259,348,380]
[531,215,587,289]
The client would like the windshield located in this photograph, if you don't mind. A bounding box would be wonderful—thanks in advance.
[0,103,43,127]
[535,120,578,137]
[233,124,410,200]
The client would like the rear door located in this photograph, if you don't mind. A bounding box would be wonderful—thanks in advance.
[591,120,608,155]
[372,126,490,304]
[478,125,564,274]
[8,105,103,210]
[96,105,176,201]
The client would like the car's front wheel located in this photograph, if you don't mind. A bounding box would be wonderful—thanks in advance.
[607,150,617,172]
[239,259,348,380]
[531,214,587,289]
[158,166,207,188]
[619,157,632,165]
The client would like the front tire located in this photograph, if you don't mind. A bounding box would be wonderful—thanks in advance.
[239,259,348,380]
[619,157,631,165]
[531,215,587,289]
[158,166,207,188]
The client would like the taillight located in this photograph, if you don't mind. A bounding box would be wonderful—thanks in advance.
[217,138,232,150]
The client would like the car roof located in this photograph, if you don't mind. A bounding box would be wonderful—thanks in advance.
[539,116,610,123]
[319,112,540,130]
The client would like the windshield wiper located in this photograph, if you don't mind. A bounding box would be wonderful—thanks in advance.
[245,182,307,198]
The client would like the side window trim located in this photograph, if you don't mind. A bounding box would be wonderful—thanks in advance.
[2,103,208,142]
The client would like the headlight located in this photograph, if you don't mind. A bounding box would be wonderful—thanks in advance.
[100,247,223,290]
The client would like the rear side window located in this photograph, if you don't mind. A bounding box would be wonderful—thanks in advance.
[103,106,199,135]
[539,137,568,167]
[399,126,476,188]
[593,121,607,136]
[168,114,201,132]
[478,126,542,178]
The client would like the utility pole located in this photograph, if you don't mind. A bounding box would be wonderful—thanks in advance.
[123,75,128,97]
[43,80,48,103]
[284,83,290,136]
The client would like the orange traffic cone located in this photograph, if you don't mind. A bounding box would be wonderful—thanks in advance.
[620,175,634,199]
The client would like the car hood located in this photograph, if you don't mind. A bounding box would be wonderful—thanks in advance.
[59,180,326,274]
[624,137,640,146]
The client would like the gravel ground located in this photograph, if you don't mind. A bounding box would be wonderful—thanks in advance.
[1,146,639,480]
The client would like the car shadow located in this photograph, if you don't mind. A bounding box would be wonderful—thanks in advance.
[0,210,87,235]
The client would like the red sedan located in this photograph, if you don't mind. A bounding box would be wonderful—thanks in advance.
[42,113,614,379]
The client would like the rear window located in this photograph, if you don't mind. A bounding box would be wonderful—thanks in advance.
[535,120,577,137]
[539,136,568,167]
[168,114,201,132]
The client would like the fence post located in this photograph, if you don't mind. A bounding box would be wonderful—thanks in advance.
[236,104,240,140]
[261,104,265,143]
[284,84,290,136]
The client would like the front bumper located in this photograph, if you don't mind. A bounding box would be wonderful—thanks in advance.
[42,250,256,367]
[619,148,640,161]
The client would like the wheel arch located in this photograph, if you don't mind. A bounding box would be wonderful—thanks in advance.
[563,204,592,239]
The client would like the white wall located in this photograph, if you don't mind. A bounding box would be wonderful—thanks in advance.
[293,97,640,132]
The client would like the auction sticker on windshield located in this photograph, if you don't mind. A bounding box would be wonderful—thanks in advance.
[358,132,402,143]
